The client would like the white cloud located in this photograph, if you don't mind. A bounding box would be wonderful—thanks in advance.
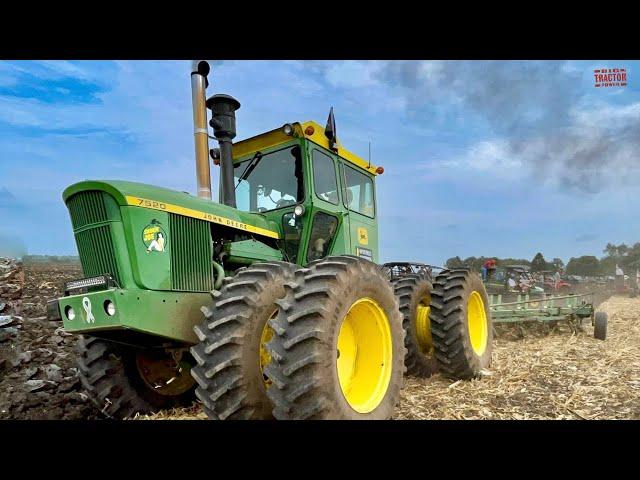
[571,101,640,130]
[36,60,91,81]
[419,139,524,180]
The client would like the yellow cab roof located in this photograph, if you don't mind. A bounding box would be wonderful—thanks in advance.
[231,121,380,176]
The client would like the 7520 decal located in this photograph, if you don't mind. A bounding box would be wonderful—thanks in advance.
[137,198,167,210]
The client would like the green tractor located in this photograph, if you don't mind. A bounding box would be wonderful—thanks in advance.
[47,61,493,420]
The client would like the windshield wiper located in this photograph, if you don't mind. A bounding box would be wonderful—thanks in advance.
[235,151,263,189]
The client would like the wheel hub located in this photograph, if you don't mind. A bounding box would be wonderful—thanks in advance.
[135,350,195,397]
[415,297,434,357]
[336,298,393,414]
[467,291,488,356]
[259,309,278,388]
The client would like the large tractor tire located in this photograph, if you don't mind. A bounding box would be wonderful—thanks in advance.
[430,269,493,379]
[265,255,405,420]
[392,273,438,377]
[190,262,297,420]
[76,336,196,419]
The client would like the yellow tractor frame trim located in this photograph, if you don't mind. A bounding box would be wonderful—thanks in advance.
[232,121,381,176]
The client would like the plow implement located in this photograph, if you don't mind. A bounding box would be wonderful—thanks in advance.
[489,292,608,340]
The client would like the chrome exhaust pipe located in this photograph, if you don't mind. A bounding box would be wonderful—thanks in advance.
[190,60,212,199]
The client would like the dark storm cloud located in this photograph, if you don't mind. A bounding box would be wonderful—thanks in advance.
[376,61,639,193]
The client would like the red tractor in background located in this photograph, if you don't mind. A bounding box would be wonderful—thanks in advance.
[537,270,573,294]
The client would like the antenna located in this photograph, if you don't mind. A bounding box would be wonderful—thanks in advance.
[368,140,371,169]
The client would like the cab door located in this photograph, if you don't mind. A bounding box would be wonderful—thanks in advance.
[337,161,378,263]
[300,147,348,265]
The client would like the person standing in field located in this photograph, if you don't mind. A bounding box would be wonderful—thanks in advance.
[481,258,496,281]
[553,269,563,292]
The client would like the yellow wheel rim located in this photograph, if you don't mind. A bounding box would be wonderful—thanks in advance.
[467,291,488,356]
[259,310,277,388]
[336,298,393,413]
[415,297,434,357]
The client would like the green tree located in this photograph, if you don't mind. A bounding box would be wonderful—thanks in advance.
[530,252,547,272]
[566,256,600,276]
[445,256,465,269]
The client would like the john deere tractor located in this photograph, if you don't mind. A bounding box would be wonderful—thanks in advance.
[47,61,493,420]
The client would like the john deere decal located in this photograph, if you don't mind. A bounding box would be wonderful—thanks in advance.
[143,219,167,253]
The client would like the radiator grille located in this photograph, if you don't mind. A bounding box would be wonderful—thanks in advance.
[169,214,212,292]
[67,191,108,229]
[74,225,121,284]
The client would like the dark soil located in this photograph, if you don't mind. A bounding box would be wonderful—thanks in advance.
[0,260,98,419]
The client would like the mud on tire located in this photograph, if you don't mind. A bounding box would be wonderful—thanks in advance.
[392,273,438,378]
[265,255,405,420]
[430,268,493,379]
[190,261,297,420]
[76,336,194,419]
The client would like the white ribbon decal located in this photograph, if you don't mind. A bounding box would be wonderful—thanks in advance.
[82,297,95,324]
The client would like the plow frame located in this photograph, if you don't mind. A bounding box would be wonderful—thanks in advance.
[489,292,595,326]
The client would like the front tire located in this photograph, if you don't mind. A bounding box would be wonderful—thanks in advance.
[265,256,405,419]
[190,261,297,420]
[430,269,493,379]
[76,336,195,419]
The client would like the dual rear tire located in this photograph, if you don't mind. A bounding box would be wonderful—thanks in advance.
[393,268,493,380]
[430,269,493,379]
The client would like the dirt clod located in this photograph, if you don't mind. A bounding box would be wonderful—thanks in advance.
[0,259,97,419]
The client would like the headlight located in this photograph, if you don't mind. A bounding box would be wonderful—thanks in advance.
[283,123,294,136]
[294,204,305,217]
[104,300,116,316]
[65,306,76,321]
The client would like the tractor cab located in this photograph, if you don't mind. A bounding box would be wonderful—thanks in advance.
[484,264,543,295]
[228,120,382,265]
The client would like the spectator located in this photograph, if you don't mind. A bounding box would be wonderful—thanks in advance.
[481,258,496,281]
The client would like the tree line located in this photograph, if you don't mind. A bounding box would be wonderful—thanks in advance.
[22,255,80,264]
[445,241,640,277]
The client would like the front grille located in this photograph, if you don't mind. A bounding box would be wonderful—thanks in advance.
[169,213,212,292]
[67,191,109,229]
[75,225,121,285]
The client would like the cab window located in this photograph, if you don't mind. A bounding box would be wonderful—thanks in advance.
[312,149,339,205]
[342,163,375,218]
[306,212,339,262]
[233,145,304,213]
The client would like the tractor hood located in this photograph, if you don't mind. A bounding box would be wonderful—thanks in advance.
[63,180,280,240]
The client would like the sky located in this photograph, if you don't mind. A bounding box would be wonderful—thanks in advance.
[0,60,639,265]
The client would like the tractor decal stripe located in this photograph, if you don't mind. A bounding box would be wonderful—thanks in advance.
[125,196,280,239]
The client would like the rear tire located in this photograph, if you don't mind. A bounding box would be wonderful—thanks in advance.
[76,336,195,419]
[265,255,405,419]
[594,311,608,340]
[392,273,438,377]
[190,261,297,420]
[430,269,493,379]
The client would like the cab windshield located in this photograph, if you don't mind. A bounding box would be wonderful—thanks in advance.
[233,145,304,213]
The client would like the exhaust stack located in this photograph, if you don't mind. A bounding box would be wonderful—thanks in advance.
[207,94,240,208]
[190,60,212,199]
